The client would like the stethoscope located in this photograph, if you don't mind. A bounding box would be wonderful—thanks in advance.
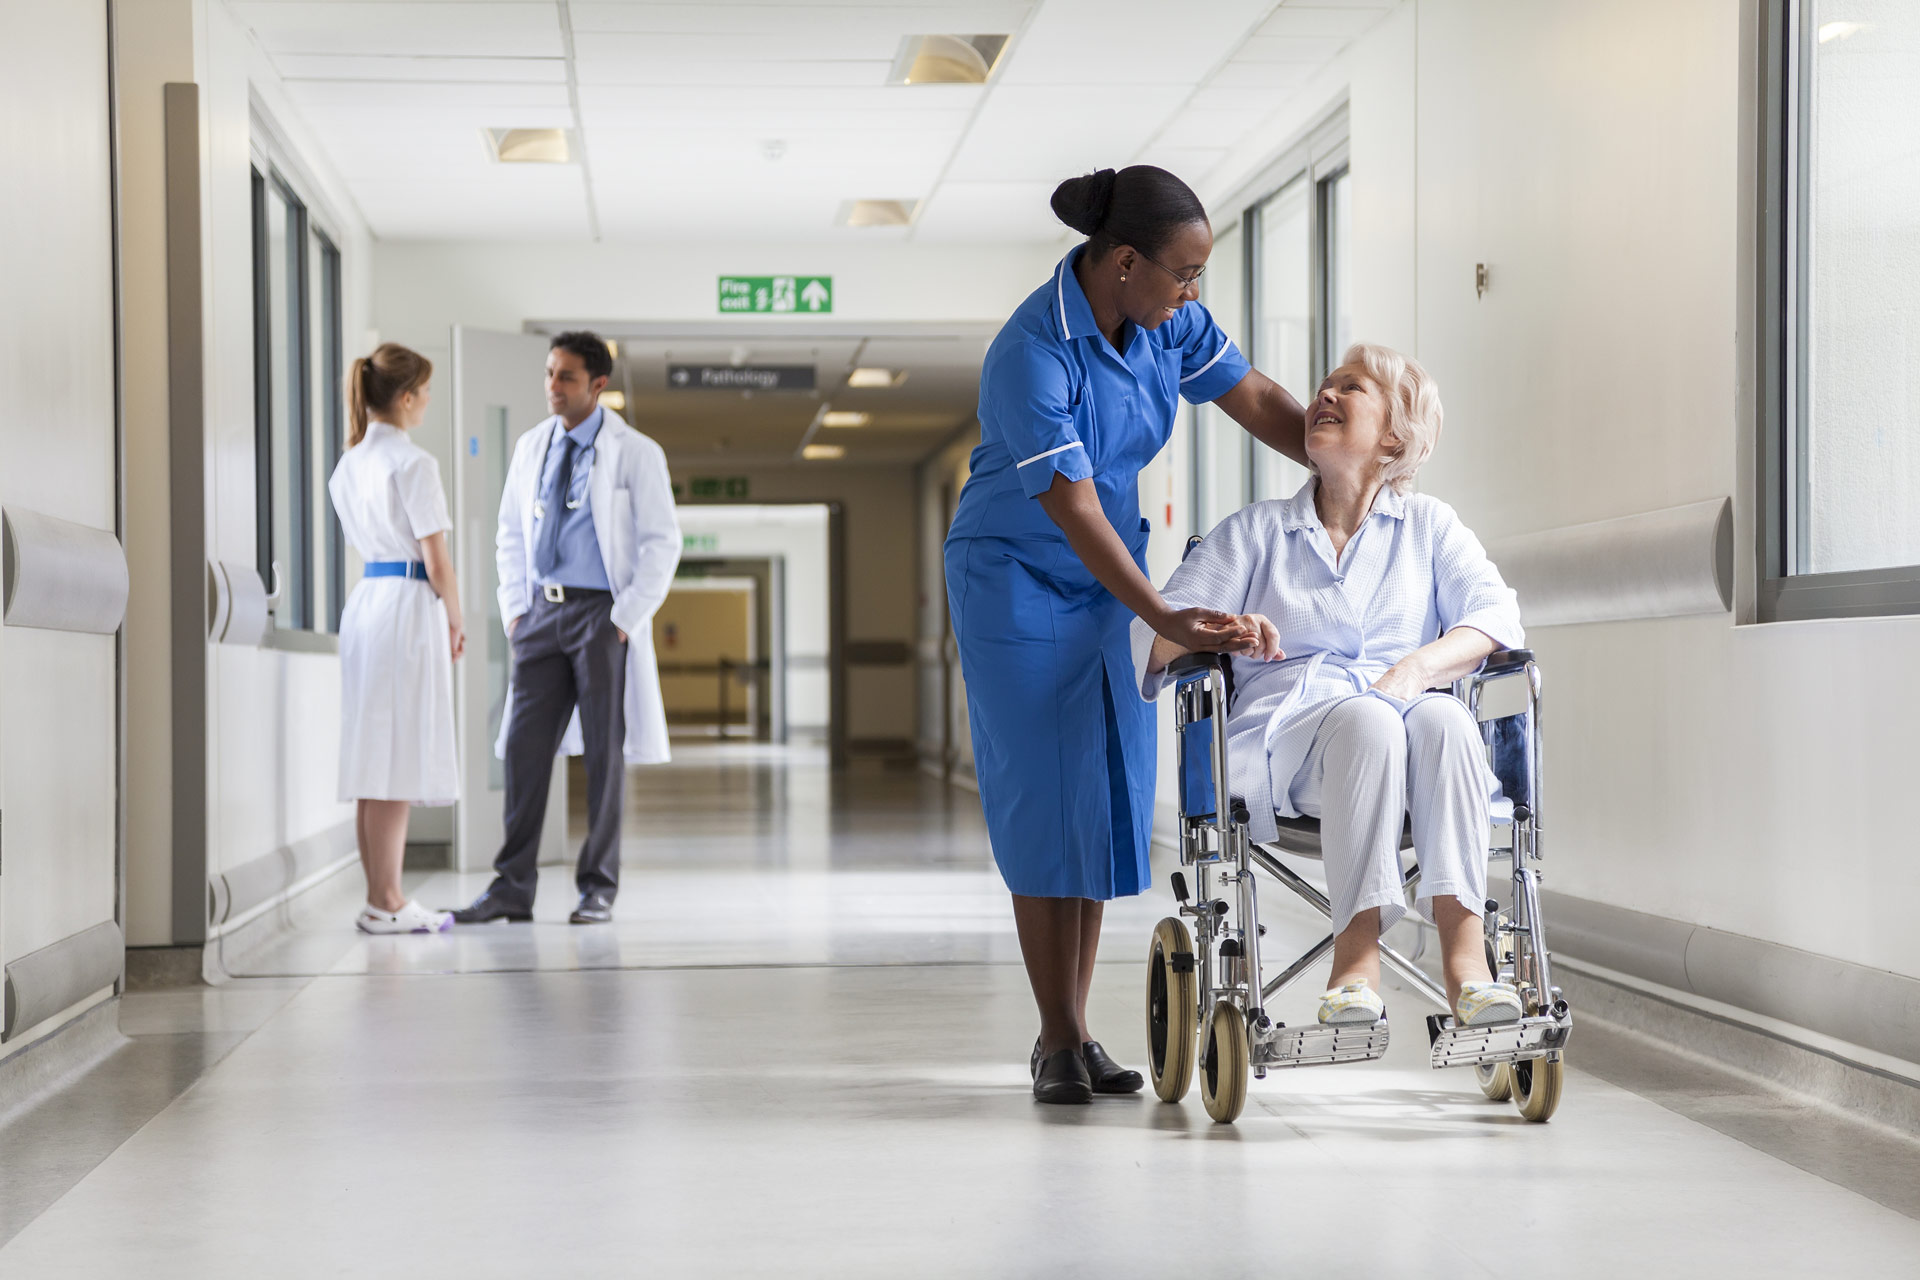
[532,420,596,520]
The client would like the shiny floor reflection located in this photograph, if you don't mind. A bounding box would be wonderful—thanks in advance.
[4,744,1919,1276]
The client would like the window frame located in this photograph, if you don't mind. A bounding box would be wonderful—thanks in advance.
[249,109,350,645]
[1756,0,1920,621]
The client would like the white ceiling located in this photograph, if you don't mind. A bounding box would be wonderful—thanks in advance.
[233,0,1396,243]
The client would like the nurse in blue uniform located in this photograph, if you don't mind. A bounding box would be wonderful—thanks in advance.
[946,166,1311,1103]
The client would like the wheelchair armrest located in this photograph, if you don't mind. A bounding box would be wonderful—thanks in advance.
[1166,652,1226,677]
[1479,648,1535,676]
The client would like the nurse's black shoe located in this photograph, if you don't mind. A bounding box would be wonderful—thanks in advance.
[1033,1049,1093,1104]
[448,891,532,925]
[1082,1041,1144,1094]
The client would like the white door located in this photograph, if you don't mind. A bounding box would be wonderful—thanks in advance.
[450,327,568,872]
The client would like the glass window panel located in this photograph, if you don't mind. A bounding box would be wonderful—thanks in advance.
[262,179,300,631]
[309,231,343,632]
[1798,2,1920,575]
[1192,219,1247,536]
[1255,176,1312,501]
[1324,168,1353,368]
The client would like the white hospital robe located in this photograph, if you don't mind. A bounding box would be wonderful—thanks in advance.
[1130,480,1524,844]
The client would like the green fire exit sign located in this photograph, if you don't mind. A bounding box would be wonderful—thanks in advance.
[718,276,832,314]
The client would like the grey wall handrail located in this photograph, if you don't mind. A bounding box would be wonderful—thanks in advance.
[0,507,129,634]
[1485,498,1733,629]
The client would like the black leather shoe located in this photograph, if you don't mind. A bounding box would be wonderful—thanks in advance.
[1033,1049,1093,1104]
[569,893,613,925]
[1082,1041,1144,1094]
[449,892,532,925]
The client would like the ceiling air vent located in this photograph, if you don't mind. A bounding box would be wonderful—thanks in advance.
[484,128,572,164]
[888,34,1010,86]
[837,199,918,228]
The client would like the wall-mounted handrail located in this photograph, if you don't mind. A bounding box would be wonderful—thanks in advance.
[1485,498,1733,629]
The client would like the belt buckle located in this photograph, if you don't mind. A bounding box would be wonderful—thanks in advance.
[542,583,565,604]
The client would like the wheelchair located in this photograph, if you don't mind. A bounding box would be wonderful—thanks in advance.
[1144,545,1572,1125]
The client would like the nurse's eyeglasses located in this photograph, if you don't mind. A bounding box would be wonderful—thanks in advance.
[1138,250,1205,292]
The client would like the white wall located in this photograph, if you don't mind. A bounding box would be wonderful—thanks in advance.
[1160,0,1920,983]
[0,0,121,1053]
[120,0,375,945]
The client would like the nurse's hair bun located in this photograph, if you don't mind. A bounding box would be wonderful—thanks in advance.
[1050,168,1118,236]
[1050,165,1208,258]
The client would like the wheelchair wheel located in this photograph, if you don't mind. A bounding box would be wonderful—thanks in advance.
[1475,1062,1514,1101]
[1512,1055,1563,1122]
[1146,917,1197,1103]
[1199,1001,1249,1124]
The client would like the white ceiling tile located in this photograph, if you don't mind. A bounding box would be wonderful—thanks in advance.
[1231,35,1351,64]
[944,84,1188,182]
[1256,6,1387,38]
[579,105,974,134]
[230,3,562,58]
[285,80,572,111]
[577,84,983,113]
[995,0,1274,86]
[1185,83,1293,115]
[573,56,892,87]
[269,53,567,83]
[1132,146,1232,184]
[569,3,1032,37]
[1148,110,1254,153]
[1206,59,1325,90]
[911,180,1064,243]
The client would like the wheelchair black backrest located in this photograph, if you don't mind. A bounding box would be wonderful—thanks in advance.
[1181,535,1239,710]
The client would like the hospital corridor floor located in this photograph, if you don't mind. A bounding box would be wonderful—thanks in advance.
[3,744,1919,1278]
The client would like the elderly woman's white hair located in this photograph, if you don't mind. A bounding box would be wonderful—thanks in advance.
[1338,342,1442,495]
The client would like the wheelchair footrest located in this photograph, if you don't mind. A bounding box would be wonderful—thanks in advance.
[1251,1018,1390,1069]
[1425,1012,1572,1069]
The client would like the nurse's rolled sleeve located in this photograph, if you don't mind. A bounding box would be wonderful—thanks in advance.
[1173,303,1252,405]
[985,341,1094,498]
[397,455,451,540]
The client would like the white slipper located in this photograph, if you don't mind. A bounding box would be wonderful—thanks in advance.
[356,900,453,935]
[1317,980,1385,1025]
[1455,981,1524,1027]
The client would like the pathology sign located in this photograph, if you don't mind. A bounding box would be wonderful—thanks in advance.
[718,275,833,314]
[668,364,815,391]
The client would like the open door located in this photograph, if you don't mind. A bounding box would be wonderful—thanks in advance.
[450,327,568,872]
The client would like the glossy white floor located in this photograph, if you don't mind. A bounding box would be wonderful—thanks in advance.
[5,744,1920,1277]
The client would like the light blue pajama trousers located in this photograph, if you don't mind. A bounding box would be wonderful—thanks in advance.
[1277,694,1491,936]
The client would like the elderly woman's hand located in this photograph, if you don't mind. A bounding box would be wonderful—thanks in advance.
[1232,614,1284,662]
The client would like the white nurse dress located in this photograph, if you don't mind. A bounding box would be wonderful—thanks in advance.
[328,421,459,805]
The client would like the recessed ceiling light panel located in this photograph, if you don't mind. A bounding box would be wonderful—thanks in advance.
[837,199,918,228]
[598,390,626,412]
[484,128,573,164]
[802,444,846,460]
[821,411,871,428]
[888,34,1010,85]
[847,368,907,389]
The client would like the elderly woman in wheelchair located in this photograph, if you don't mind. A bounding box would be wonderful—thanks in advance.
[1131,342,1568,1122]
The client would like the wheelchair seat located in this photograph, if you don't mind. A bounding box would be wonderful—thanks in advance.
[1258,811,1414,860]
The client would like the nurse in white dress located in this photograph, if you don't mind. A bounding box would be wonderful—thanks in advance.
[328,343,464,935]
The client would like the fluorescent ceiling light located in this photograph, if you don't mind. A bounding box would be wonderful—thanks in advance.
[484,128,572,164]
[889,34,1010,85]
[606,340,619,358]
[802,444,845,460]
[1818,20,1866,42]
[847,368,906,389]
[837,199,918,228]
[821,411,871,428]
[598,390,626,412]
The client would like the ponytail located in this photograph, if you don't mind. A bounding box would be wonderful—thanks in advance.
[347,342,433,447]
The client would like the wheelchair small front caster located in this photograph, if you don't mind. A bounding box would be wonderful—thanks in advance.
[1146,918,1197,1103]
[1199,1001,1249,1124]
[1474,1061,1514,1101]
[1512,1055,1563,1122]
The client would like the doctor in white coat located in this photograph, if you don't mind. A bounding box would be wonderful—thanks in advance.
[452,331,681,925]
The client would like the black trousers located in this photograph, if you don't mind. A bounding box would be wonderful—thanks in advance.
[487,591,627,907]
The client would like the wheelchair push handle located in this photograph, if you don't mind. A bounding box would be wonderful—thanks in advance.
[1479,648,1535,676]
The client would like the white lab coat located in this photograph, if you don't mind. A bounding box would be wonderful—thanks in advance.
[493,409,682,765]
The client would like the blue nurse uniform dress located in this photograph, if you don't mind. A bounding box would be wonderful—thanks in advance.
[945,246,1251,900]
